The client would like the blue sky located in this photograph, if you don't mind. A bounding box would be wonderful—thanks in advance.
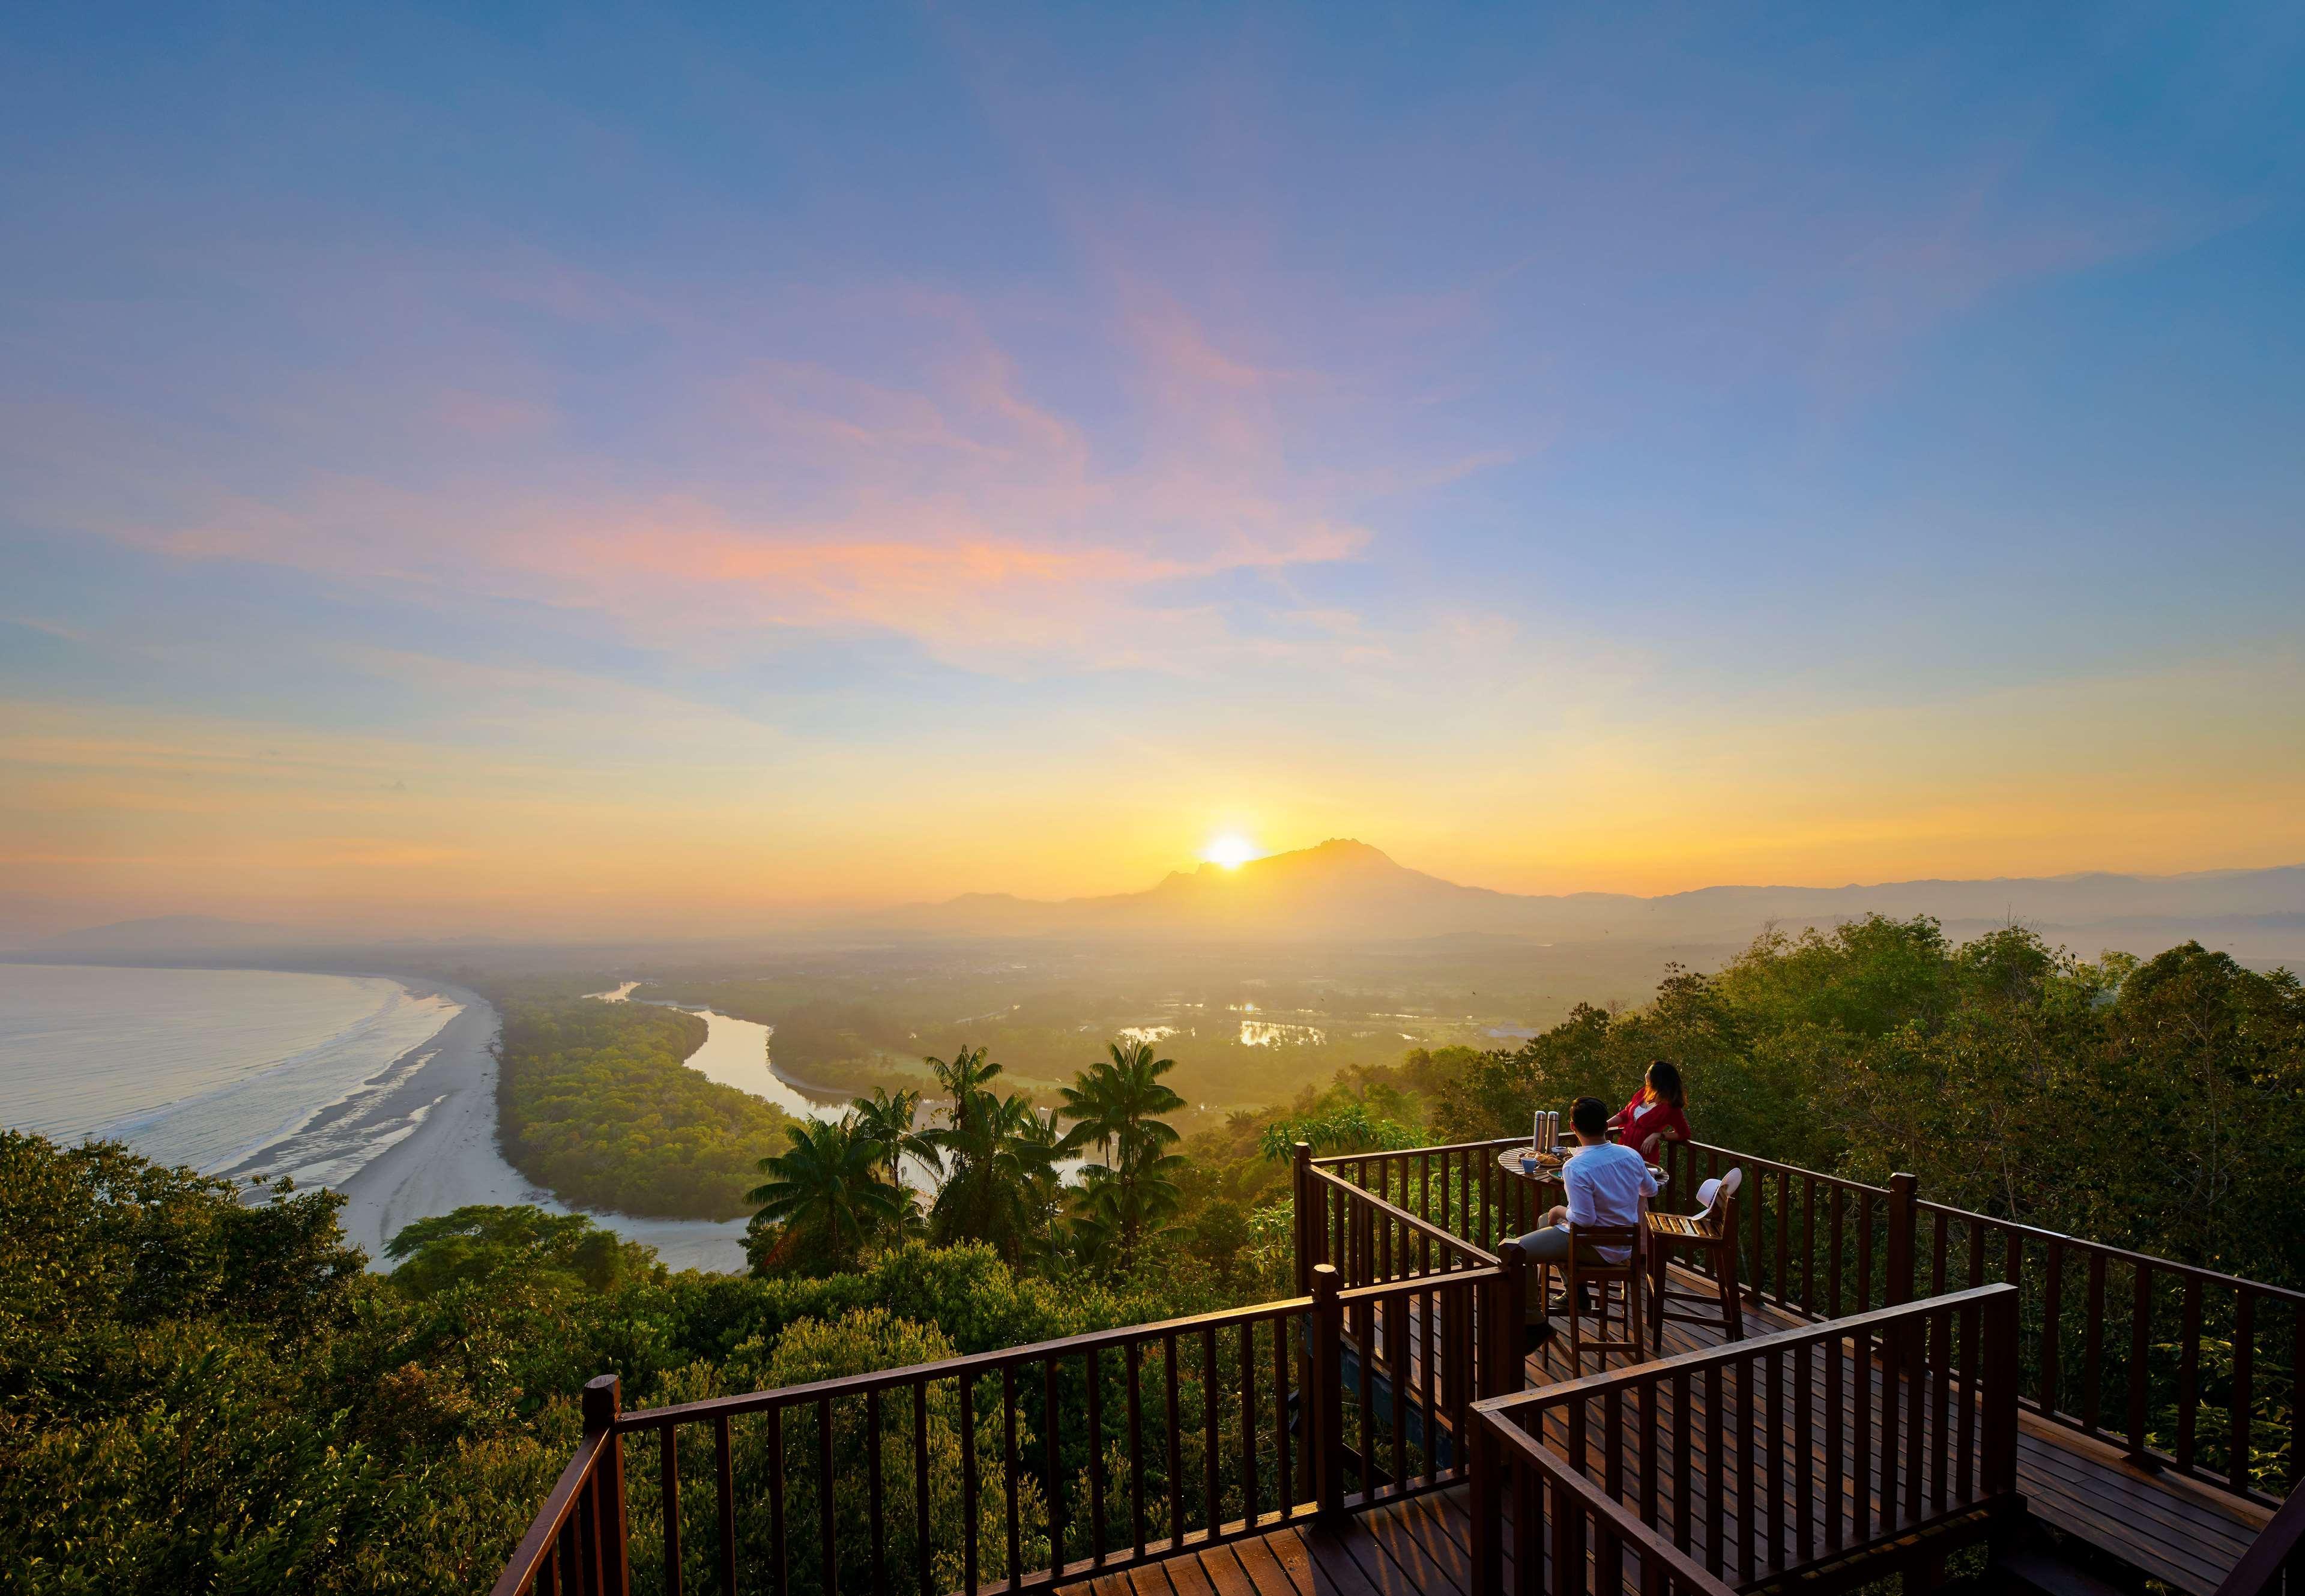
[2,4,2301,935]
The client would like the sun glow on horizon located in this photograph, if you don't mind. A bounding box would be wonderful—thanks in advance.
[1203,834,1261,869]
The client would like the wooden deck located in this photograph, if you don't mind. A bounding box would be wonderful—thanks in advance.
[1064,1280,2271,1596]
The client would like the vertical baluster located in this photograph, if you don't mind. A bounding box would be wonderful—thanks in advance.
[1387,1293,1406,1493]
[868,1391,886,1596]
[1769,1347,1787,1574]
[661,1425,683,1596]
[1930,1307,1950,1516]
[2041,1241,2065,1417]
[1795,1339,1814,1564]
[1238,1320,1261,1521]
[2128,1264,2152,1461]
[1825,1330,1844,1553]
[1742,1171,1760,1310]
[2177,1277,2202,1475]
[1281,1310,1300,1513]
[1166,1334,1184,1546]
[1775,1171,1790,1311]
[1673,1367,1693,1554]
[1479,1154,1493,1252]
[1878,1314,1902,1534]
[1931,1211,1949,1305]
[719,1412,739,1596]
[1958,1296,1981,1504]
[1044,1359,1065,1580]
[1605,1386,1625,1505]
[1829,1189,1845,1319]
[1003,1365,1021,1582]
[1640,1373,1660,1528]
[1856,1192,1874,1314]
[2231,1289,2255,1494]
[581,1496,600,1596]
[2079,1251,2107,1434]
[1419,1284,1439,1483]
[821,1396,841,1596]
[1903,1310,1926,1525]
[1086,1348,1104,1564]
[1126,1343,1144,1558]
[961,1375,982,1594]
[1201,1328,1219,1538]
[913,1386,931,1596]
[1543,1466,1571,1596]
[1703,1364,1724,1577]
[1852,1316,1872,1543]
[1801,1179,1817,1317]
[1356,1281,1375,1495]
[1735,1358,1756,1580]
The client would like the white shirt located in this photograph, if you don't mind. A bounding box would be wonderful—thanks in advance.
[1562,1141,1656,1263]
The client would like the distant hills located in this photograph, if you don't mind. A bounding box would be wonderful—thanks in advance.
[20,844,2305,963]
[878,839,2305,954]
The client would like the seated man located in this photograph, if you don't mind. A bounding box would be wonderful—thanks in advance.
[1516,1094,1657,1347]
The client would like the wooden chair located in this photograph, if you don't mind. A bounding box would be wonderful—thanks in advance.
[1645,1165,1744,1353]
[1562,1221,1647,1376]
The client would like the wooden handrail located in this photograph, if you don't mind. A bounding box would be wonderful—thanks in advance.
[1485,1410,1742,1596]
[1912,1199,2305,1306]
[1477,1282,2019,1420]
[1308,1133,1524,1167]
[619,1292,1311,1428]
[1307,1164,1500,1266]
[488,1427,612,1596]
[2213,1486,2305,1596]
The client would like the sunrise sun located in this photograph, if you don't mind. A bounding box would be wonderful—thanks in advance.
[1202,834,1261,869]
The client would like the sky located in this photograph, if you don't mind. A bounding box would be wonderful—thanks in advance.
[3,3,2303,939]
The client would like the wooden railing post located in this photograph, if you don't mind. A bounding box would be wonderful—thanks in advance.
[1470,1412,1505,1595]
[1484,1240,1529,1400]
[1885,1173,1918,1381]
[1885,1173,1917,1308]
[1310,1263,1346,1521]
[583,1374,630,1596]
[1980,1286,2021,1498]
[1294,1143,1316,1294]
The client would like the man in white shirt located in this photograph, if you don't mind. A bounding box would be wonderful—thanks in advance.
[1514,1095,1657,1347]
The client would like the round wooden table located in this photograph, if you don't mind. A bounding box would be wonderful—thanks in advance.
[1494,1144,1670,1192]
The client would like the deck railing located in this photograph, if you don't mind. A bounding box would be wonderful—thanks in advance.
[491,1242,1529,1596]
[1649,1141,2305,1506]
[492,1126,2302,1596]
[1469,1281,2023,1596]
[2214,1486,2305,1596]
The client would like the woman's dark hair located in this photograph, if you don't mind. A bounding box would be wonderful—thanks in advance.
[1646,1059,1685,1108]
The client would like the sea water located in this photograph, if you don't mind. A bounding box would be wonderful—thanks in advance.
[0,963,459,1174]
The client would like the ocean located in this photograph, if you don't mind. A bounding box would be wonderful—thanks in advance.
[0,963,461,1176]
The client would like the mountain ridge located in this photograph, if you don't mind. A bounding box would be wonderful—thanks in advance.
[872,839,2305,946]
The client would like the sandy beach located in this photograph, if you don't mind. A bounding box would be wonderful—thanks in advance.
[248,982,752,1274]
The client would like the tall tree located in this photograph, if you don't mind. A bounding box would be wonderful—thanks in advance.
[850,1086,940,1195]
[746,1116,908,1275]
[1060,1039,1185,1267]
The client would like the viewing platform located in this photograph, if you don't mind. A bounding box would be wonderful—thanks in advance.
[490,1137,2304,1596]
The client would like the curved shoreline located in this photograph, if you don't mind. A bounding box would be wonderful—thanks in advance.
[304,984,751,1273]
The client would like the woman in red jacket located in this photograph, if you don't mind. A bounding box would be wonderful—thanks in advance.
[1613,1059,1691,1161]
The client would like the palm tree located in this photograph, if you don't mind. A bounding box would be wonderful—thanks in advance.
[850,1086,940,1191]
[1060,1039,1185,1266]
[745,1115,908,1275]
[927,1045,1002,1137]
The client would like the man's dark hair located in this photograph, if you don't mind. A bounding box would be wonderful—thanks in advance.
[1572,1096,1609,1138]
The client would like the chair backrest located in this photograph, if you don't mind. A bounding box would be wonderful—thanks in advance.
[1565,1222,1643,1276]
